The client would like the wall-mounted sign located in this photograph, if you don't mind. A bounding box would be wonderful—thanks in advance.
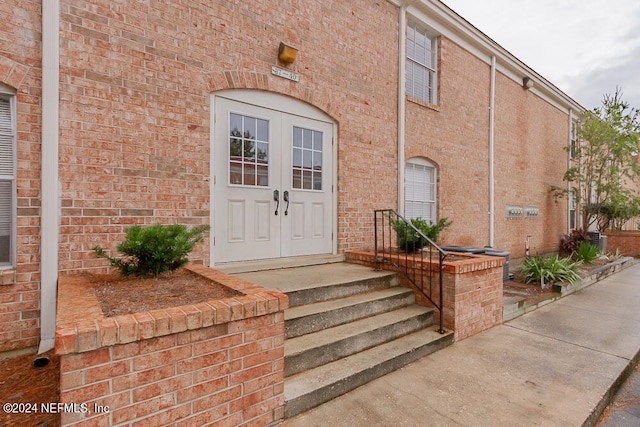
[272,66,299,82]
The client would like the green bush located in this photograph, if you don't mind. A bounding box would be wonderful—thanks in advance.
[522,255,582,287]
[575,241,600,263]
[94,224,210,277]
[391,217,452,252]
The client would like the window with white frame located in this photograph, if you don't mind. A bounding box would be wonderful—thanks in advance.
[0,88,15,267]
[570,120,577,158]
[569,189,577,230]
[405,158,436,223]
[406,20,437,104]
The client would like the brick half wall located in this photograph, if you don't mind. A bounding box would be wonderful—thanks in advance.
[604,231,640,257]
[346,250,503,341]
[56,266,287,427]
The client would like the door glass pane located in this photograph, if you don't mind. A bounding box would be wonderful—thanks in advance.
[293,147,302,168]
[230,113,242,135]
[303,149,312,168]
[244,164,256,186]
[313,130,322,150]
[292,169,302,189]
[244,140,255,162]
[293,127,302,147]
[229,113,269,187]
[257,119,269,141]
[313,150,322,169]
[292,126,323,191]
[303,170,312,189]
[303,129,313,149]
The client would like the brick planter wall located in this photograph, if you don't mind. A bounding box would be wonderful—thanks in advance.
[604,231,640,257]
[55,265,287,427]
[345,250,503,341]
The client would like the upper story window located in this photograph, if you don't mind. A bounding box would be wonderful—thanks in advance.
[407,20,437,104]
[405,157,437,223]
[0,86,15,267]
[570,120,577,158]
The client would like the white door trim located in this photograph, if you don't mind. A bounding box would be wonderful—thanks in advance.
[210,90,338,266]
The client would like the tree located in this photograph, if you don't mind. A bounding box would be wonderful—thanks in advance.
[551,88,640,231]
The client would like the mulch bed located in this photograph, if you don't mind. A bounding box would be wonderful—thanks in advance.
[0,349,60,427]
[89,267,242,317]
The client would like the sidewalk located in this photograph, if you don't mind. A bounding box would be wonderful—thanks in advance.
[279,262,640,427]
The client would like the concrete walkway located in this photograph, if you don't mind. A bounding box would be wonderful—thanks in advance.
[279,262,640,427]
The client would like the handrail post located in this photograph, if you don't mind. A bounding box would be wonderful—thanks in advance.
[438,250,445,334]
[374,210,379,270]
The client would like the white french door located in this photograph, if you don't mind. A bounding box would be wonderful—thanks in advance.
[213,95,334,264]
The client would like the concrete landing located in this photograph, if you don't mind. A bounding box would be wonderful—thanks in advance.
[234,262,394,294]
[278,262,640,426]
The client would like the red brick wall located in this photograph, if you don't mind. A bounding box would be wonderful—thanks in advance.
[604,231,640,257]
[59,317,285,426]
[404,36,570,259]
[0,0,43,352]
[57,0,400,274]
[345,250,503,341]
[1,0,577,355]
[493,73,569,258]
[405,37,492,247]
[56,265,287,426]
[447,263,503,340]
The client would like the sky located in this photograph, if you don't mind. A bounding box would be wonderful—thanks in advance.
[442,0,640,110]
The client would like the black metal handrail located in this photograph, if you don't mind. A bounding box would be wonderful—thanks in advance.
[374,209,447,334]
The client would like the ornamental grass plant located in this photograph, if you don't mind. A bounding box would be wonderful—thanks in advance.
[522,254,582,288]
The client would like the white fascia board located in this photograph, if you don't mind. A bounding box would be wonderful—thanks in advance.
[398,0,585,114]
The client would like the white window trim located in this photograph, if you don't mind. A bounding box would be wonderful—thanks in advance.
[405,157,437,222]
[406,19,438,104]
[0,84,16,268]
[569,189,577,231]
[570,120,577,159]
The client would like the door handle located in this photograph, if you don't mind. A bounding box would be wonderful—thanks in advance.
[273,189,280,215]
[283,191,290,216]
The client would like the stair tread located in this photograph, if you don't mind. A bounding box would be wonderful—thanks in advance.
[285,327,453,400]
[285,305,432,357]
[234,263,397,294]
[285,287,413,321]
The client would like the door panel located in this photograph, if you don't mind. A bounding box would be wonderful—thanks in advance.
[281,115,333,257]
[254,201,271,241]
[227,200,245,242]
[215,98,281,263]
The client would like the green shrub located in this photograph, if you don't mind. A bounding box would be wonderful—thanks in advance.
[391,217,452,252]
[575,241,600,263]
[522,255,582,287]
[94,224,210,277]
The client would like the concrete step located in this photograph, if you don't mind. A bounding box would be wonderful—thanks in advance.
[234,263,399,307]
[284,327,454,419]
[234,262,453,420]
[285,287,416,339]
[285,305,433,377]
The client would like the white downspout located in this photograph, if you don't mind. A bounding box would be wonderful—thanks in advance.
[488,56,496,247]
[39,0,60,353]
[568,109,573,231]
[398,3,407,215]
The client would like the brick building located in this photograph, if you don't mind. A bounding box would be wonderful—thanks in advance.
[0,0,582,355]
